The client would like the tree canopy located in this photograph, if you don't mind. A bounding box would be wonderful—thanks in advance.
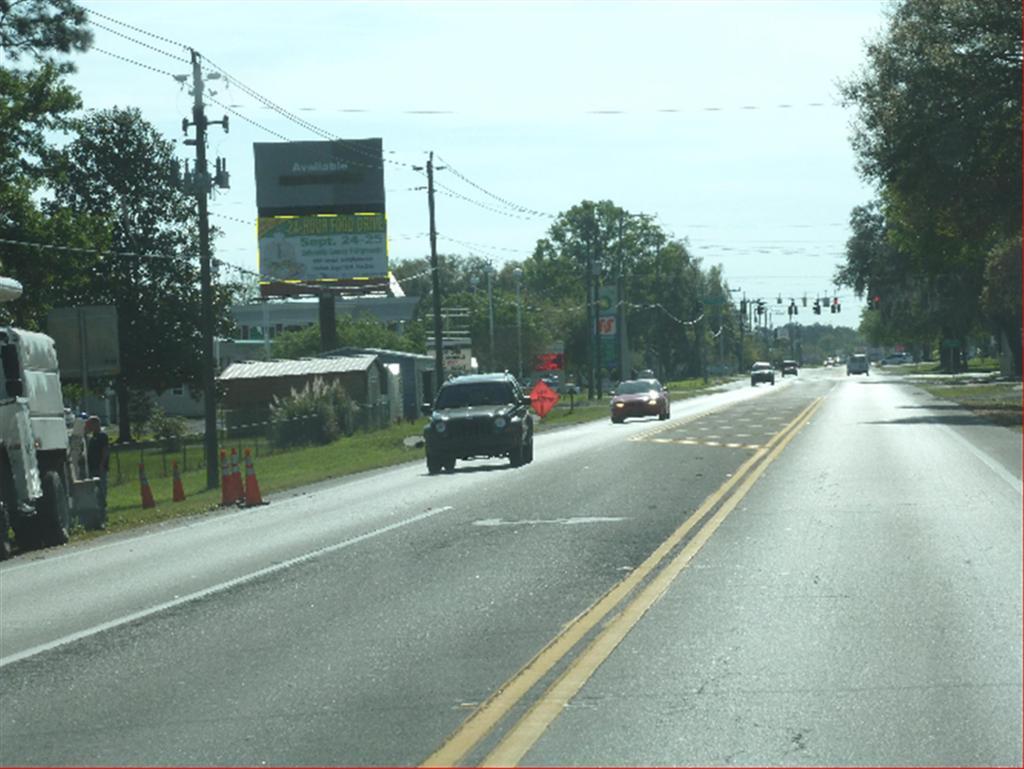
[838,0,1022,372]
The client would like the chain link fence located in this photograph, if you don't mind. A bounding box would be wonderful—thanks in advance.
[107,399,393,487]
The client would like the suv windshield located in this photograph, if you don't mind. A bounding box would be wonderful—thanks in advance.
[435,382,516,409]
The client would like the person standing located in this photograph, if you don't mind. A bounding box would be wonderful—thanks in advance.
[84,416,110,529]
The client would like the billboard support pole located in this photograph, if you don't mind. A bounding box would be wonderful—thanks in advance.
[319,292,337,353]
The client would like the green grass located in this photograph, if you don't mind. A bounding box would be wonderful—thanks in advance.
[915,380,1021,430]
[885,356,1002,376]
[78,375,735,540]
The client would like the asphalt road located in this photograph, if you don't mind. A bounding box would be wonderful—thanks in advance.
[1,367,1020,766]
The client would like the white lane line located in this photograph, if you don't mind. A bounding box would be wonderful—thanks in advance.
[936,424,1022,496]
[0,506,455,668]
[473,517,628,527]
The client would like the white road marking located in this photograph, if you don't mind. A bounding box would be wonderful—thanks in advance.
[0,506,456,668]
[937,424,1023,495]
[473,517,628,527]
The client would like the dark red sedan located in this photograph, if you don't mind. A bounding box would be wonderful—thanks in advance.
[610,379,671,423]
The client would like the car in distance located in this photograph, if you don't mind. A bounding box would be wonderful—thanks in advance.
[781,360,798,377]
[750,361,775,386]
[847,353,870,376]
[879,352,913,366]
[422,373,534,474]
[610,378,670,423]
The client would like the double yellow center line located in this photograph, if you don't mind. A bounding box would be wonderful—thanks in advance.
[423,397,824,767]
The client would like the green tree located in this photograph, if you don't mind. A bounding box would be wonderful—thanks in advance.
[272,315,425,359]
[836,201,938,360]
[0,0,98,327]
[46,107,241,442]
[840,0,1022,372]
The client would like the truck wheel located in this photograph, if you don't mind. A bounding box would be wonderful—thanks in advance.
[38,470,70,547]
[442,456,456,473]
[0,455,38,552]
[523,438,534,464]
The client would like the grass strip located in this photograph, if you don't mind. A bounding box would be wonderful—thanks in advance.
[914,380,1021,430]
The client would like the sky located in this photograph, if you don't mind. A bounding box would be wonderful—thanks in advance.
[66,0,891,328]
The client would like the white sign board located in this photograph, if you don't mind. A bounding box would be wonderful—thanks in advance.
[258,214,388,281]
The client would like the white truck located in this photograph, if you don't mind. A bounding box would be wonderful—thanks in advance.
[0,277,72,559]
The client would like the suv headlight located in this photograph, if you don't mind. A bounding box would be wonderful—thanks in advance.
[494,416,507,430]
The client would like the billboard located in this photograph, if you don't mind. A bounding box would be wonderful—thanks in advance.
[258,214,388,281]
[253,139,385,215]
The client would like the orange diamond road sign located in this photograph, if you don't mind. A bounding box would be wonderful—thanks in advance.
[529,380,560,418]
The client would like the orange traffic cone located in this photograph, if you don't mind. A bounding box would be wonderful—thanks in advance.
[139,463,156,509]
[219,450,232,506]
[243,448,265,507]
[229,448,243,503]
[171,460,186,502]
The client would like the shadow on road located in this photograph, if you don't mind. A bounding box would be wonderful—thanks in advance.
[424,463,517,476]
[864,411,1017,428]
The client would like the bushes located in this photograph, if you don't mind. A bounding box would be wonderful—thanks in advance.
[269,378,358,449]
[146,405,188,452]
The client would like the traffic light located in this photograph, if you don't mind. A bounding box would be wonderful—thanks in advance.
[739,299,747,314]
[832,297,840,314]
[756,300,765,316]
[869,295,880,310]
[813,301,821,315]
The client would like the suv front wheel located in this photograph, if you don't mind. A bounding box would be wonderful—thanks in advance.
[426,454,443,475]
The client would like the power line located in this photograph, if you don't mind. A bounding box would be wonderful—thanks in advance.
[92,47,176,79]
[86,8,192,53]
[206,94,291,141]
[89,19,190,62]
[433,185,542,222]
[435,154,554,220]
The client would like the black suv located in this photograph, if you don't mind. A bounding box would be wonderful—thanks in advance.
[422,373,534,474]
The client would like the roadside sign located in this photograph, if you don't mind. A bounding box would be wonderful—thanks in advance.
[529,380,559,418]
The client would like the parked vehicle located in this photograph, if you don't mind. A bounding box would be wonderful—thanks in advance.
[879,352,913,366]
[0,279,73,558]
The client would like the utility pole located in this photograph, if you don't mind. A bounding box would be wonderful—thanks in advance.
[585,239,595,400]
[426,152,444,393]
[594,258,603,398]
[738,293,746,371]
[616,214,624,381]
[514,267,523,380]
[487,266,495,372]
[183,49,228,490]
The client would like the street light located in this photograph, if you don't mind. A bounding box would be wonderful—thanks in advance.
[513,267,523,381]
